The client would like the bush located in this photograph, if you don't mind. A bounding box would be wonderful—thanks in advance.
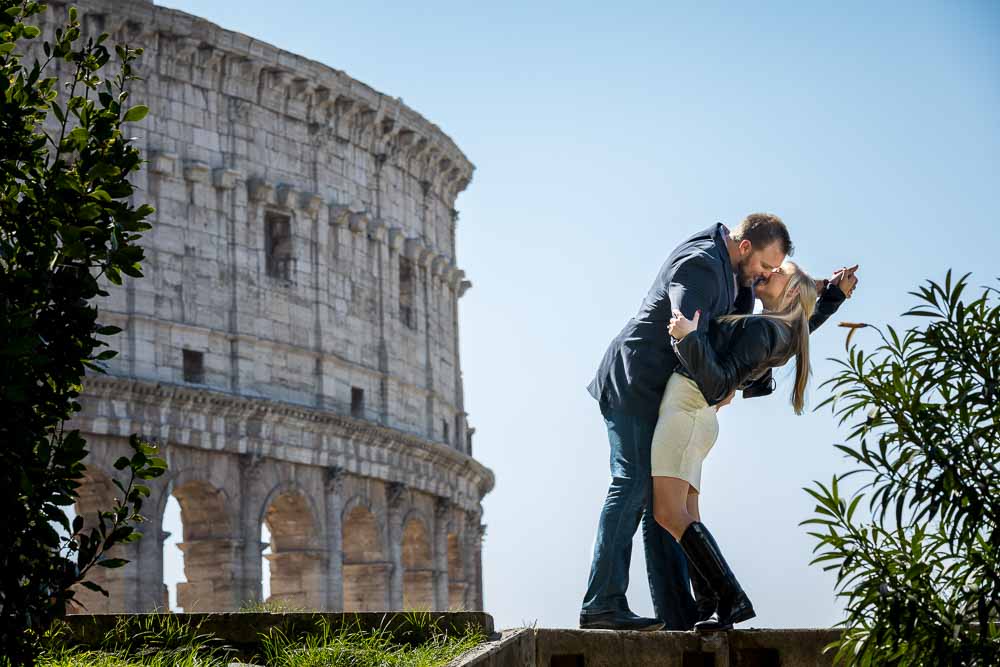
[0,3,164,664]
[804,271,1000,665]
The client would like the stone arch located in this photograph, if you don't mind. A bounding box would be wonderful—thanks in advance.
[341,495,389,611]
[258,482,324,609]
[161,471,237,612]
[71,466,131,613]
[151,461,239,612]
[401,511,434,610]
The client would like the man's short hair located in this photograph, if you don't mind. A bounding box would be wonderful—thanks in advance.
[731,213,794,256]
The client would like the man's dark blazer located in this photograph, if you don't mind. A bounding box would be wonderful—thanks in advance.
[588,223,753,420]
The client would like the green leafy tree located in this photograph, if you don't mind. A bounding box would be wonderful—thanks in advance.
[0,3,165,664]
[804,271,1000,665]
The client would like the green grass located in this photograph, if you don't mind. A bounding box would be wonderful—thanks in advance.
[36,612,484,667]
[258,613,484,667]
[239,598,309,613]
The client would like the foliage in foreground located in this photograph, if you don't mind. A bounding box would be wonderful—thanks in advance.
[239,598,310,613]
[804,272,1000,665]
[0,2,163,663]
[33,613,485,667]
[258,612,485,667]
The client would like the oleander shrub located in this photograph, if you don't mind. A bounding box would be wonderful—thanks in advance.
[804,272,999,665]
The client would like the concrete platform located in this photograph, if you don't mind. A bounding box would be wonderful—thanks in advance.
[452,628,841,667]
[62,614,842,665]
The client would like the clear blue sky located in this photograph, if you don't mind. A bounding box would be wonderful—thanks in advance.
[159,0,1000,628]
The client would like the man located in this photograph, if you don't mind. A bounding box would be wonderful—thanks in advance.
[580,214,857,631]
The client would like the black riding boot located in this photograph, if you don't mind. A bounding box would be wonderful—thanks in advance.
[689,561,718,623]
[679,522,756,631]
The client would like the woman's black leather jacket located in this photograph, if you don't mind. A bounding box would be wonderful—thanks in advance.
[672,284,846,406]
[673,317,795,406]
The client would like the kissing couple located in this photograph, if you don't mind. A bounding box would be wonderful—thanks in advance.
[580,213,859,631]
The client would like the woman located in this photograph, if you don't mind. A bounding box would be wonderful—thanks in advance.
[650,261,819,631]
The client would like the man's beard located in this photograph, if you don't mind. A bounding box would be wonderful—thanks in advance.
[736,261,757,288]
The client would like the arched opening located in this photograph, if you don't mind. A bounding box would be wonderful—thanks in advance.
[401,517,434,610]
[261,490,323,609]
[162,495,183,611]
[447,532,468,611]
[260,522,272,603]
[171,479,235,611]
[342,504,389,611]
[71,468,131,613]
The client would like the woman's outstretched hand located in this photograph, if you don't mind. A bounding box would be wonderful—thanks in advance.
[669,308,700,341]
[821,264,860,298]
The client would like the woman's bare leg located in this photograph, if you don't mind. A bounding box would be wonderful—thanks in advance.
[652,476,696,541]
[686,490,701,522]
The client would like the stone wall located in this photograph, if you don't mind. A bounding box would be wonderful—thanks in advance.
[35,0,493,613]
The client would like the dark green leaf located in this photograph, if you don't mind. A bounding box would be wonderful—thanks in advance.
[122,105,149,123]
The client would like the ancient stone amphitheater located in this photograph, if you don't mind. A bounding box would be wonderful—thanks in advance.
[45,0,493,613]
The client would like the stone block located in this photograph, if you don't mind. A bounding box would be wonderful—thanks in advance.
[149,151,177,176]
[298,191,323,216]
[247,177,273,203]
[183,160,210,183]
[212,167,241,190]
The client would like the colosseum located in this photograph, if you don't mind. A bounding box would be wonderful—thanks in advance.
[44,0,494,613]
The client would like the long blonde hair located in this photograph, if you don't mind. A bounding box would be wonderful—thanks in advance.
[725,262,816,414]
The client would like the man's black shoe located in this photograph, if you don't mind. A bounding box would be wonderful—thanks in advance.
[579,610,664,631]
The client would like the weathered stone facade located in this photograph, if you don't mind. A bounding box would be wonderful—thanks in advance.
[39,0,492,613]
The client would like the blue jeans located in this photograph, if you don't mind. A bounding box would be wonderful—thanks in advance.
[580,405,697,630]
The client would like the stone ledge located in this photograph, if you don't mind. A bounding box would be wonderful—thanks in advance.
[452,627,843,667]
[70,375,495,510]
[448,628,535,667]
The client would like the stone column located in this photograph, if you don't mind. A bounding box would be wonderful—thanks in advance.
[454,267,472,454]
[418,243,436,440]
[326,204,350,411]
[133,475,169,611]
[212,166,241,395]
[386,482,406,609]
[266,549,325,609]
[299,191,325,408]
[466,508,486,611]
[369,221,390,424]
[383,229,405,430]
[237,453,265,605]
[324,466,345,611]
[156,531,172,611]
[433,498,450,611]
[432,257,451,445]
[175,538,243,611]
